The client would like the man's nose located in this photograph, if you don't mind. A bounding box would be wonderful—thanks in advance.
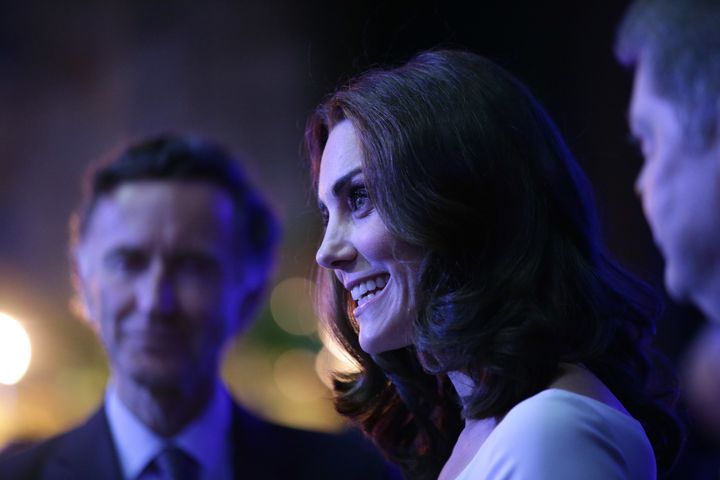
[138,259,177,316]
[634,166,647,198]
[316,220,356,270]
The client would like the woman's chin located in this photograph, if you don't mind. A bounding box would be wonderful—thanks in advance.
[358,327,412,355]
[358,332,385,355]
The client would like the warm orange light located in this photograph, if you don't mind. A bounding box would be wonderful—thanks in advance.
[0,312,32,385]
[319,328,360,372]
[273,349,326,402]
[269,277,318,336]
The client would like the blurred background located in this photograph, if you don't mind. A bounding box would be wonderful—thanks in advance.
[0,0,711,475]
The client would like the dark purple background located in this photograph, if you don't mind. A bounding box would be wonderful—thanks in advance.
[0,0,703,449]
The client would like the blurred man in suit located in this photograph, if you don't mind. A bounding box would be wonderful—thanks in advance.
[0,135,395,479]
[615,0,720,322]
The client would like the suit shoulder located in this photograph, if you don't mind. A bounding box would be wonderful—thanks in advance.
[238,409,379,457]
[0,426,79,478]
[0,407,121,480]
[233,407,400,479]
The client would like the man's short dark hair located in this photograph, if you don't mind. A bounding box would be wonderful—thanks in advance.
[72,134,279,273]
[615,0,720,151]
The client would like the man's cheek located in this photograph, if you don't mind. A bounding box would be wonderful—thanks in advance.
[179,283,223,313]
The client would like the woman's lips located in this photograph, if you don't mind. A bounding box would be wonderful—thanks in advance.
[353,277,390,317]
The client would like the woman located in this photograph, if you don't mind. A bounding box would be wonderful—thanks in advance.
[306,50,680,479]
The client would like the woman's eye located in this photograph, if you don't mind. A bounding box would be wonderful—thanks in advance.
[319,205,329,227]
[348,185,370,213]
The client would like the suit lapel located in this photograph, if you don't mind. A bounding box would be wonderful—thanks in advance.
[45,406,124,480]
[229,404,267,479]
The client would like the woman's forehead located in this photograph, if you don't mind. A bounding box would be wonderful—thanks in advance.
[318,121,364,198]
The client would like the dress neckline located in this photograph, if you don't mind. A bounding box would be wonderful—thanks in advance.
[451,387,641,480]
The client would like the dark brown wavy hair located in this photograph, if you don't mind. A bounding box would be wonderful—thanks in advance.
[306,50,681,479]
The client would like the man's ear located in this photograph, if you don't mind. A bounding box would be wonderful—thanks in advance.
[233,267,270,335]
[237,285,265,330]
[70,246,97,329]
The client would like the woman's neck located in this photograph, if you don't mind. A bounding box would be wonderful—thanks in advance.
[439,371,497,480]
[447,370,475,405]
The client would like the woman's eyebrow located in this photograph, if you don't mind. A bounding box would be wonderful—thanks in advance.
[331,167,363,197]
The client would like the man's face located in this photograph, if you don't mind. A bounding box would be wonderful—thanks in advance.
[76,180,250,392]
[629,59,720,318]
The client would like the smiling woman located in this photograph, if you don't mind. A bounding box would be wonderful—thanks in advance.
[316,120,419,354]
[305,50,682,479]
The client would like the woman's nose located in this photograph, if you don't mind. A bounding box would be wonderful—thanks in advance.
[316,221,356,270]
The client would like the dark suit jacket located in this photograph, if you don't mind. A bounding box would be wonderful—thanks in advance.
[0,403,400,480]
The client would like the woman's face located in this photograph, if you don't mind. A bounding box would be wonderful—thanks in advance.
[316,120,420,354]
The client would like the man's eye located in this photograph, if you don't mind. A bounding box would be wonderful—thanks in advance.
[628,130,653,160]
[348,185,370,213]
[175,254,218,277]
[106,250,147,273]
[627,133,641,151]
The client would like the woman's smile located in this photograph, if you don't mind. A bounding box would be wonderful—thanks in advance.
[316,120,420,354]
[352,274,390,313]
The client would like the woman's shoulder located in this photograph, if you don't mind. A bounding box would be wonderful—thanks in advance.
[499,388,645,440]
[457,389,656,479]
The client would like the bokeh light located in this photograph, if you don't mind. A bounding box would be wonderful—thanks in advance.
[0,312,32,385]
[315,328,361,389]
[269,277,318,336]
[223,343,343,432]
[273,348,327,402]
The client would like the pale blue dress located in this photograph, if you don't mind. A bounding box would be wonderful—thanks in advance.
[454,389,656,479]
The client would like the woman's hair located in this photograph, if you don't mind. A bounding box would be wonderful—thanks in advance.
[306,50,681,479]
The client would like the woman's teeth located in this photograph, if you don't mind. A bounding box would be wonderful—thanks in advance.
[357,291,376,307]
[351,275,389,304]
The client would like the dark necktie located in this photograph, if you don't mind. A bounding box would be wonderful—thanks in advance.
[154,445,200,480]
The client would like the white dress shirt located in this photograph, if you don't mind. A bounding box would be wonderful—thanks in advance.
[105,381,234,480]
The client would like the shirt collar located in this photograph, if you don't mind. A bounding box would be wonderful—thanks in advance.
[174,382,232,476]
[105,381,233,480]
